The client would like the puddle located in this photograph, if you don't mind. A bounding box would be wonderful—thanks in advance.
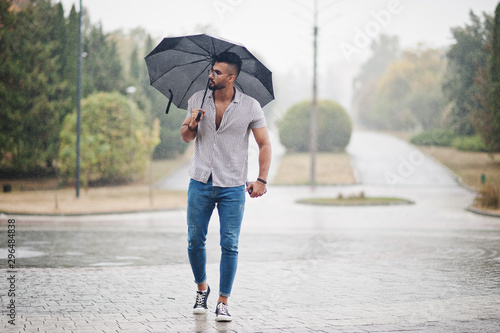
[64,251,85,256]
[90,262,131,267]
[0,247,47,259]
[115,256,144,260]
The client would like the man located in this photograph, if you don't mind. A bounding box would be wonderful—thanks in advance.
[180,51,272,322]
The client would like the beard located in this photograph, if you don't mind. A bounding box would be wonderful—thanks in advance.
[208,80,224,91]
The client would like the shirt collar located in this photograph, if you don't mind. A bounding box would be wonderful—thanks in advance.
[209,88,242,104]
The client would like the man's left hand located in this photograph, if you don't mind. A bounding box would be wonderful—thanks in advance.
[246,181,267,198]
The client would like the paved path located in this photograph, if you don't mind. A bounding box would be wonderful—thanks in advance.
[1,131,500,332]
[347,131,459,187]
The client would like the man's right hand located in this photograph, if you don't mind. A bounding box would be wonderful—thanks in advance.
[181,109,205,143]
[192,108,205,124]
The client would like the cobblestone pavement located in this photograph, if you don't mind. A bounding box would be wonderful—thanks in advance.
[1,184,500,332]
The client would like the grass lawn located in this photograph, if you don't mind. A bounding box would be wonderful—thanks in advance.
[272,152,356,185]
[0,148,193,215]
[418,145,500,215]
[0,186,187,215]
[419,146,500,191]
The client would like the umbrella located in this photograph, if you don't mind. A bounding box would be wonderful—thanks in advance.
[145,34,274,117]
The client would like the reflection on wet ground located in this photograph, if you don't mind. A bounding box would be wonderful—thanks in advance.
[1,184,499,331]
[2,217,499,291]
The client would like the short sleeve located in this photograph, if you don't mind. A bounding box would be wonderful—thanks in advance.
[249,99,266,129]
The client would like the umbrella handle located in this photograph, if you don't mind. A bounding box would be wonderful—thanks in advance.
[165,89,173,114]
[195,109,203,122]
[196,79,210,121]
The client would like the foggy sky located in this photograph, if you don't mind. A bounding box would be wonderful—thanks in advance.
[60,0,499,109]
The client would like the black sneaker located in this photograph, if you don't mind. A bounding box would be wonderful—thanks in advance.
[192,285,210,314]
[215,302,232,322]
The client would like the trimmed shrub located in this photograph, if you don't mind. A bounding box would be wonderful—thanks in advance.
[474,183,500,209]
[452,135,490,152]
[410,129,456,146]
[279,100,352,152]
[58,92,160,185]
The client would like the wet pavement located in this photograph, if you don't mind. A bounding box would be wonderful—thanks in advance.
[1,131,500,332]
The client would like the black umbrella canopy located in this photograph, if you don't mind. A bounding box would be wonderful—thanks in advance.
[145,34,274,112]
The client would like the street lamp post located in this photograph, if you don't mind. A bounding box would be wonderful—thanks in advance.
[76,0,82,198]
[126,86,137,181]
[310,0,318,189]
[126,86,137,135]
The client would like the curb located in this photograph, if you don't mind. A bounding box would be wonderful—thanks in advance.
[466,206,500,218]
[0,207,184,218]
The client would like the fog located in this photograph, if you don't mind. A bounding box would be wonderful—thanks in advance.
[61,0,498,113]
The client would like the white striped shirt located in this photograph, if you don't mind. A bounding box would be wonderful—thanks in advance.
[187,88,267,187]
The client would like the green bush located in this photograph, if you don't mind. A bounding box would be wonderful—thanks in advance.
[279,100,352,152]
[153,105,189,159]
[452,135,490,152]
[410,129,456,146]
[58,92,160,185]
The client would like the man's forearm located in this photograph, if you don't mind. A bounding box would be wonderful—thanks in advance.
[181,122,197,142]
[258,143,272,181]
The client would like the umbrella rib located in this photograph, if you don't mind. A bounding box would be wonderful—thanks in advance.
[178,62,213,107]
[149,58,210,87]
[186,35,217,59]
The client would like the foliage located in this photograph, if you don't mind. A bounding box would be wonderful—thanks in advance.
[410,129,456,147]
[472,65,496,152]
[154,106,190,159]
[488,2,500,152]
[0,0,73,174]
[474,183,499,209]
[82,23,125,97]
[353,34,400,93]
[353,34,400,126]
[279,100,352,152]
[114,32,188,159]
[443,10,493,136]
[58,92,160,185]
[452,135,490,152]
[363,46,446,131]
[0,0,130,176]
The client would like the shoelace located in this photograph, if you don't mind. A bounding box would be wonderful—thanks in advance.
[217,302,229,315]
[195,292,206,307]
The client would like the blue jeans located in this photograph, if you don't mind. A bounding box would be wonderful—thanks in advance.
[187,177,245,297]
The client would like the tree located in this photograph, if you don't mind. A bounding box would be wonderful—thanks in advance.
[353,34,400,126]
[82,23,125,97]
[364,46,446,131]
[0,0,17,170]
[58,92,160,185]
[130,47,140,81]
[141,35,188,159]
[475,3,500,152]
[61,4,79,108]
[443,10,493,136]
[0,0,163,177]
[279,100,352,152]
[0,0,72,173]
[490,2,500,152]
[353,34,400,92]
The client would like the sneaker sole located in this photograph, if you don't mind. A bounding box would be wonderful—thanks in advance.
[193,308,208,315]
[215,315,232,322]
